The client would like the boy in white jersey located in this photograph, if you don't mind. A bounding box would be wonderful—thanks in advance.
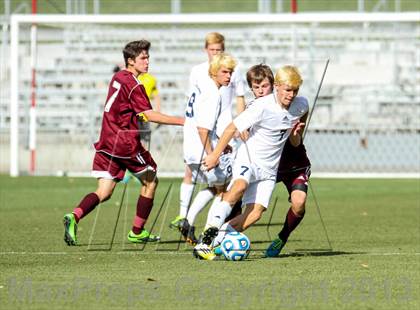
[170,32,246,242]
[194,65,308,260]
[178,53,237,244]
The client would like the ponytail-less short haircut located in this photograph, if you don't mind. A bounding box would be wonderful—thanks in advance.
[246,64,274,88]
[205,32,225,50]
[123,40,151,67]
[274,65,303,89]
[208,53,236,77]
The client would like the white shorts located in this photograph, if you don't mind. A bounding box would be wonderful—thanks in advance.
[230,154,276,208]
[188,153,233,187]
[242,179,276,209]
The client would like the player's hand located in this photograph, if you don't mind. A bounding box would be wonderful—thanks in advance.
[240,130,249,141]
[291,121,305,137]
[202,153,219,171]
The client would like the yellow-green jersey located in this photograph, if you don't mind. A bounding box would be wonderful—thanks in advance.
[138,73,159,99]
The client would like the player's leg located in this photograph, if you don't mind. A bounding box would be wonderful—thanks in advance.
[170,165,194,229]
[185,187,215,225]
[63,152,120,246]
[126,152,161,243]
[204,178,247,232]
[213,179,273,248]
[181,186,215,245]
[266,171,309,257]
[212,202,265,250]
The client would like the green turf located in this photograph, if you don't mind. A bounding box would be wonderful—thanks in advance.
[0,175,419,309]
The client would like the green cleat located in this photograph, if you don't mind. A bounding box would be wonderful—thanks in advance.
[63,213,78,246]
[169,215,185,230]
[265,237,286,257]
[127,230,160,243]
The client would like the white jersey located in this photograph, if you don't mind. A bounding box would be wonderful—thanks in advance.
[188,61,246,136]
[183,75,229,164]
[233,94,309,178]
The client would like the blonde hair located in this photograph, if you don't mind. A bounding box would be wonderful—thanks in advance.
[209,53,237,77]
[205,32,225,50]
[275,65,303,89]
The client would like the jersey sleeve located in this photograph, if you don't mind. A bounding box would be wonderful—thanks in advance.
[187,66,198,97]
[195,91,220,131]
[232,67,246,97]
[129,84,153,114]
[233,101,264,132]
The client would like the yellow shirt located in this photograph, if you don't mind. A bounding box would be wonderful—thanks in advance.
[138,73,158,99]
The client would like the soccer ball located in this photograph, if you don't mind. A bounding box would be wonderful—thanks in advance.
[220,232,251,261]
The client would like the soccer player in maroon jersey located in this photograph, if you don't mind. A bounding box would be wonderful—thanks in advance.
[266,98,311,256]
[63,40,184,246]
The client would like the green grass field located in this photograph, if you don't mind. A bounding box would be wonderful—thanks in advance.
[0,175,419,309]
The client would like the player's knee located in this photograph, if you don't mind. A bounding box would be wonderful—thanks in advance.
[96,190,113,202]
[147,177,159,191]
[291,201,306,216]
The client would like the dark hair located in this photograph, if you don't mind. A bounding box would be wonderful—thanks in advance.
[246,64,274,88]
[123,40,151,67]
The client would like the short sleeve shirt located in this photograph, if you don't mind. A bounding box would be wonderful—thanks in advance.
[234,94,309,176]
[94,70,153,158]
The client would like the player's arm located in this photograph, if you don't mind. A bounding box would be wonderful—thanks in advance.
[197,126,213,156]
[152,93,161,112]
[140,110,184,126]
[203,122,237,171]
[289,112,308,147]
[236,96,246,114]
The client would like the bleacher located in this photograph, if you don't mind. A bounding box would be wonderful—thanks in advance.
[1,20,419,174]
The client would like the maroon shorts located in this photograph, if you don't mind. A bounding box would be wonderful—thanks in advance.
[92,150,157,181]
[277,167,311,197]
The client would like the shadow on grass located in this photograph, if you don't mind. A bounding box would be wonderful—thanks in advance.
[261,249,365,259]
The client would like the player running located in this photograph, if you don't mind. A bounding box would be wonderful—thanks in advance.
[194,65,309,260]
[63,40,184,246]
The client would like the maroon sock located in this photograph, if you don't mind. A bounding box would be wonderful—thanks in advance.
[278,208,304,242]
[72,193,100,223]
[132,196,154,234]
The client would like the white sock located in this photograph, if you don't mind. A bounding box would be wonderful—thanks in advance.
[205,196,221,229]
[212,223,236,247]
[179,183,194,218]
[206,200,232,229]
[186,189,215,225]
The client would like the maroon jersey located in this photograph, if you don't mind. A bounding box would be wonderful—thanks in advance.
[276,139,311,181]
[94,70,152,158]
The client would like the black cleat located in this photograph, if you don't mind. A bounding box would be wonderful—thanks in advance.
[180,219,198,245]
[201,226,219,246]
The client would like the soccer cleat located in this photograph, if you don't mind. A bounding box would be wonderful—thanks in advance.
[201,226,219,246]
[193,243,216,261]
[180,219,198,245]
[265,237,286,257]
[127,229,160,243]
[63,213,78,246]
[169,215,185,230]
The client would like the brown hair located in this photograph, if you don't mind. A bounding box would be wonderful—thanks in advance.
[123,40,151,67]
[246,64,274,88]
